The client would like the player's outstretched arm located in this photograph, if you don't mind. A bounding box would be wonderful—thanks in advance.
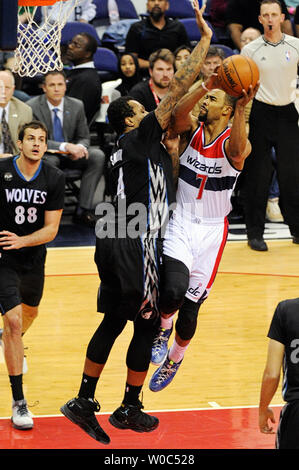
[155,0,212,130]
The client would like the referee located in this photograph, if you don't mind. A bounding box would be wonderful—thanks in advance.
[241,0,299,251]
[259,298,299,449]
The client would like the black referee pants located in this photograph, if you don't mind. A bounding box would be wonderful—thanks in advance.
[241,99,299,239]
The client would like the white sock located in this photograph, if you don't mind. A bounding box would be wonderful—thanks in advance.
[168,339,189,363]
[160,314,175,330]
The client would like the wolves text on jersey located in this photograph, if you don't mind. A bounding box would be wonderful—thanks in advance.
[5,188,47,205]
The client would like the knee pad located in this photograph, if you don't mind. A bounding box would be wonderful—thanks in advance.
[159,256,189,314]
[86,314,127,364]
[176,297,201,341]
[126,316,159,372]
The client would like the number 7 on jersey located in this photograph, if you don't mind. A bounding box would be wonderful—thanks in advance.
[196,173,207,199]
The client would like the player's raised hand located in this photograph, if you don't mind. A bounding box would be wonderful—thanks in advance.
[237,82,260,107]
[193,0,212,39]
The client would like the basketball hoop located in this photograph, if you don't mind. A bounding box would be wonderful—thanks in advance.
[13,0,79,77]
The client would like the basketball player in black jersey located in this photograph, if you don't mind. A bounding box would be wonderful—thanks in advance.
[60,0,214,444]
[0,121,65,430]
[259,297,299,449]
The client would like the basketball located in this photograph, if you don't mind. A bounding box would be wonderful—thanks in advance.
[217,55,259,98]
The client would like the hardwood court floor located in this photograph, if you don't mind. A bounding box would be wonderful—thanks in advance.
[0,239,298,449]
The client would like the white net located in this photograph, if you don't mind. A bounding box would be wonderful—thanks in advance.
[12,1,79,77]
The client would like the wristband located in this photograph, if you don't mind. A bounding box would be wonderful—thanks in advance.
[201,82,209,91]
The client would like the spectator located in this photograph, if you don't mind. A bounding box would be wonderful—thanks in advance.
[0,70,32,159]
[174,45,192,71]
[239,26,262,49]
[41,0,96,24]
[226,0,293,51]
[65,33,102,124]
[241,0,299,251]
[125,0,191,75]
[27,71,105,228]
[115,53,141,96]
[205,0,233,47]
[129,48,175,111]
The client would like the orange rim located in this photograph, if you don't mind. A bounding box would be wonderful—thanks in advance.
[18,0,67,6]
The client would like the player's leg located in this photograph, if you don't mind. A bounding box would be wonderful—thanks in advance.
[60,312,127,444]
[19,259,45,373]
[150,222,228,391]
[109,314,159,433]
[149,297,201,392]
[0,266,33,429]
[151,254,190,365]
[2,305,33,430]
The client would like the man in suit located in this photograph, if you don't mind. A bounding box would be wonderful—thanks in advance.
[0,70,32,158]
[27,70,105,227]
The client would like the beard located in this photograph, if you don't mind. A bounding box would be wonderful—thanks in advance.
[150,8,164,21]
[198,112,207,123]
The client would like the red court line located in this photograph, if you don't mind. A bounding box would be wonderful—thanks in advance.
[218,271,299,278]
[0,407,280,450]
[45,271,299,279]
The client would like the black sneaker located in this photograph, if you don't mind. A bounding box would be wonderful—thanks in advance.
[109,400,159,433]
[60,397,110,444]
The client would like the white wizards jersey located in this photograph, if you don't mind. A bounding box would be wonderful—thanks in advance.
[176,122,241,219]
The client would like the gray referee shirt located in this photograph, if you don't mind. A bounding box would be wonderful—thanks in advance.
[241,34,299,106]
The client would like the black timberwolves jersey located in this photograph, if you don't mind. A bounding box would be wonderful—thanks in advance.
[0,156,65,260]
[108,111,175,233]
[268,298,299,402]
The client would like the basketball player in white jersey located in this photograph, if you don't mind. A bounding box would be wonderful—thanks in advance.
[149,75,259,391]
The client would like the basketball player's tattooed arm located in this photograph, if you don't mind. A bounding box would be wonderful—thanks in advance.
[155,0,212,131]
[225,83,259,170]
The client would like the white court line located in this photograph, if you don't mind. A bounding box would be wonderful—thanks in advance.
[0,403,284,421]
[208,401,221,408]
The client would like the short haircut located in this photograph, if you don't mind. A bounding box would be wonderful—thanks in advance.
[77,32,98,55]
[18,120,48,142]
[224,94,238,118]
[206,46,226,61]
[149,48,175,70]
[0,68,15,86]
[174,45,192,58]
[260,0,282,12]
[107,96,136,135]
[42,70,66,83]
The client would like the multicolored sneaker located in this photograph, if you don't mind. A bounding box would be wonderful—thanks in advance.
[60,397,110,444]
[151,326,173,365]
[109,400,159,433]
[149,354,183,392]
[11,399,33,430]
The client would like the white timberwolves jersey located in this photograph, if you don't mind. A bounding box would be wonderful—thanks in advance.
[177,122,241,219]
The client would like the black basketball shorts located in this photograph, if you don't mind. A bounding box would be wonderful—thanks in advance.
[95,235,162,321]
[0,258,46,315]
[276,400,299,449]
